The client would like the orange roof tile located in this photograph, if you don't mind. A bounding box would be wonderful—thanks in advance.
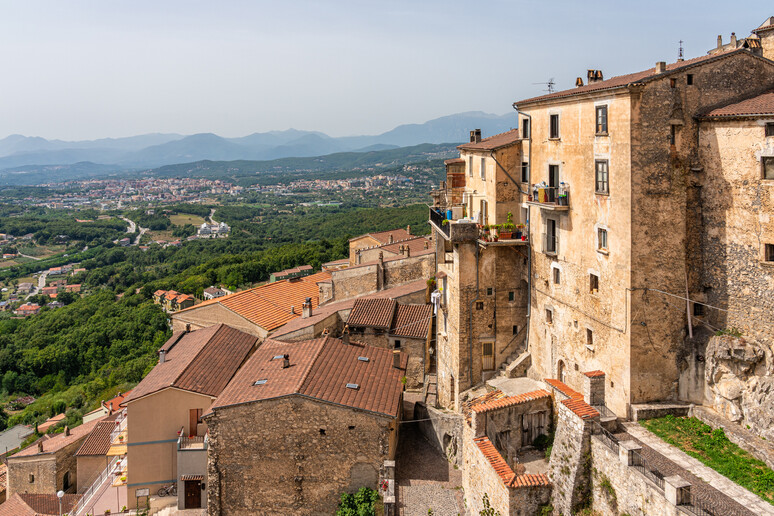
[175,271,330,331]
[472,389,551,414]
[702,89,774,118]
[104,390,132,412]
[209,337,405,418]
[390,304,432,339]
[351,228,412,245]
[348,298,397,330]
[75,413,120,456]
[584,370,605,378]
[473,436,551,488]
[544,379,583,399]
[0,493,81,516]
[561,397,600,420]
[458,129,520,151]
[13,416,106,458]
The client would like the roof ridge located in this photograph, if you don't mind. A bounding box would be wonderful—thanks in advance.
[171,323,225,389]
[296,337,330,394]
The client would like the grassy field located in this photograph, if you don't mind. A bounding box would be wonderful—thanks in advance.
[16,244,66,258]
[169,213,205,226]
[641,415,774,503]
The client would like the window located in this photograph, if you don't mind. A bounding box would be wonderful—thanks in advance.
[319,428,326,435]
[522,118,530,139]
[549,114,560,139]
[545,218,557,254]
[29,474,34,483]
[521,162,529,183]
[595,106,608,134]
[486,287,494,296]
[766,244,774,262]
[394,339,401,349]
[767,123,774,137]
[764,157,774,180]
[468,156,473,177]
[512,325,518,335]
[670,78,677,88]
[670,125,677,146]
[598,228,608,251]
[553,267,561,284]
[586,329,594,346]
[693,303,705,317]
[545,308,553,324]
[687,74,694,85]
[595,160,609,194]
[590,273,599,294]
[476,301,484,310]
[508,291,515,302]
[480,157,486,180]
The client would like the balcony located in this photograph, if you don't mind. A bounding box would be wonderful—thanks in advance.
[177,427,209,450]
[478,224,529,247]
[526,186,570,211]
[428,206,478,242]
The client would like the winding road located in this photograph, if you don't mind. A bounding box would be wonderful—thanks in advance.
[119,216,149,246]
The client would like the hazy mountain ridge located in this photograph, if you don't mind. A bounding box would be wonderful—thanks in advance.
[0,111,514,174]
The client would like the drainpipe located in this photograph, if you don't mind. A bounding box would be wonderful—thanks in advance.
[468,244,480,389]
[512,105,533,352]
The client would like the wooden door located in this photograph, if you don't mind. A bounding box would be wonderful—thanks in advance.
[184,480,201,509]
[482,341,494,371]
[189,409,201,437]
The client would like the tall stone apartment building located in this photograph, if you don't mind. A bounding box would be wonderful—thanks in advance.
[431,21,774,417]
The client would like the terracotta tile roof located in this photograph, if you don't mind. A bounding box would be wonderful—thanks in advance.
[104,390,132,412]
[561,397,600,420]
[544,379,583,399]
[123,324,257,404]
[352,228,412,245]
[0,463,6,492]
[37,413,65,433]
[472,389,551,414]
[75,413,120,456]
[348,298,397,330]
[209,337,406,418]
[516,49,755,105]
[12,416,106,458]
[457,129,520,151]
[175,271,331,331]
[462,389,507,423]
[444,158,465,165]
[701,89,774,118]
[473,436,551,488]
[584,370,606,378]
[0,494,37,516]
[7,493,81,515]
[753,16,774,34]
[390,304,432,339]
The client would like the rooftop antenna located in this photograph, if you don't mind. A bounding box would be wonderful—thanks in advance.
[532,78,555,93]
[678,40,684,61]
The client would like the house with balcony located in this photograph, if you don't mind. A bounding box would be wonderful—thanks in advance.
[120,323,258,510]
[428,129,531,409]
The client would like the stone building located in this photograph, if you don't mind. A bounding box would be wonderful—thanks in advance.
[511,44,774,417]
[348,227,414,266]
[6,416,106,497]
[346,298,432,388]
[121,323,258,510]
[204,336,405,516]
[429,128,530,409]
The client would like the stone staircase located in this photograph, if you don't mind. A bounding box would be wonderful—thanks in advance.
[495,350,531,378]
[423,373,438,407]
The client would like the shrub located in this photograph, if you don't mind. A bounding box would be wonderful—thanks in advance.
[336,486,380,516]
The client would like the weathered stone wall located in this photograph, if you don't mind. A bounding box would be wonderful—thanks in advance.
[414,402,464,465]
[548,401,595,514]
[7,438,84,496]
[206,396,396,516]
[589,437,680,516]
[473,399,552,468]
[330,253,433,302]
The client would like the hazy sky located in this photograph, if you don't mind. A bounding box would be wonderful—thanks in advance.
[1,1,771,140]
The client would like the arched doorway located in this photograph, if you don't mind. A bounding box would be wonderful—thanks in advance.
[557,359,566,383]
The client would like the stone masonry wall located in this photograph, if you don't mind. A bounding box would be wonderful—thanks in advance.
[206,396,395,516]
[548,400,596,514]
[7,438,84,496]
[589,437,679,516]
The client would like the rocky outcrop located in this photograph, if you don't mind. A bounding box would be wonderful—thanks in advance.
[705,334,774,440]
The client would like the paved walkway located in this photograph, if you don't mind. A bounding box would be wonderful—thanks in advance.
[622,422,774,516]
[395,421,465,516]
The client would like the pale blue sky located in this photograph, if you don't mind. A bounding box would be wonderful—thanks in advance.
[0,1,771,140]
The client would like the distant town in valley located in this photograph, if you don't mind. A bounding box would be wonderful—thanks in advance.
[0,11,773,516]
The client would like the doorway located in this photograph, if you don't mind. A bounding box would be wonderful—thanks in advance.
[189,409,202,437]
[184,480,202,509]
[482,341,495,371]
[548,165,559,203]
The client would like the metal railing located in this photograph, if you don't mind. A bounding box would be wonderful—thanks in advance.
[109,409,128,444]
[530,186,570,207]
[631,449,665,491]
[593,404,617,419]
[71,455,121,515]
[591,421,619,454]
[678,492,717,516]
[542,233,559,255]
[429,207,450,238]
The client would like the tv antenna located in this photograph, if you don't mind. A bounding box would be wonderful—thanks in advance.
[678,40,684,61]
[533,78,555,93]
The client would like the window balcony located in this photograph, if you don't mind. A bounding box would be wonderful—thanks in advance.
[428,206,478,242]
[478,224,528,247]
[526,186,570,211]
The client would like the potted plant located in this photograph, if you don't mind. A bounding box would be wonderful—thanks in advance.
[118,434,124,442]
[515,223,525,240]
[500,213,515,239]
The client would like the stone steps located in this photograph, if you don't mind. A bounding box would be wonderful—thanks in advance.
[496,350,531,379]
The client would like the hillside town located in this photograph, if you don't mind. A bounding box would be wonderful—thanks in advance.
[1,15,774,516]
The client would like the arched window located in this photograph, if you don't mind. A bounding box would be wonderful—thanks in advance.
[557,360,566,383]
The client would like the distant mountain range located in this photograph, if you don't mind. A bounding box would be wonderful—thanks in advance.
[0,111,515,177]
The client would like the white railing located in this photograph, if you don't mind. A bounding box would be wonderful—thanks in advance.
[109,410,128,444]
[71,455,121,515]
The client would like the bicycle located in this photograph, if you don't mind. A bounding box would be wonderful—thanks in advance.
[157,483,177,497]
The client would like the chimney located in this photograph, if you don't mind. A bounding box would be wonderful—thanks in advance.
[38,442,43,453]
[282,354,290,369]
[717,34,723,49]
[185,323,191,333]
[655,61,667,74]
[399,244,405,255]
[378,251,384,263]
[594,70,603,81]
[65,426,70,437]
[730,32,737,47]
[159,349,166,363]
[302,297,313,319]
[290,305,295,314]
[388,234,394,244]
[475,129,482,142]
[406,225,411,235]
[342,328,350,345]
[575,77,584,87]
[405,246,410,257]
[470,129,482,143]
[392,349,401,369]
[587,69,595,84]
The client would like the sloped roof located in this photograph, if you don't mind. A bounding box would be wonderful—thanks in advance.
[351,228,412,245]
[516,49,758,105]
[701,89,774,118]
[104,390,132,412]
[390,304,432,339]
[457,129,520,151]
[471,389,551,414]
[37,413,65,433]
[75,413,120,456]
[209,337,406,418]
[12,416,106,458]
[348,298,397,330]
[0,425,33,453]
[473,436,551,488]
[753,16,774,34]
[122,324,257,404]
[174,271,331,331]
[0,493,81,516]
